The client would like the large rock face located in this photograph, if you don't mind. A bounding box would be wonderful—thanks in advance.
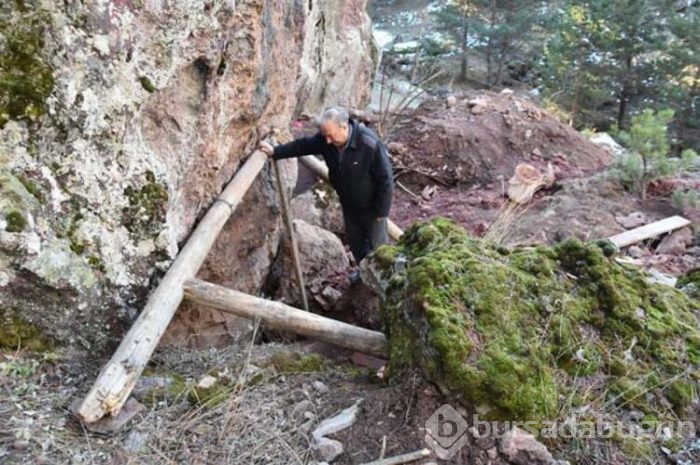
[296,0,378,115]
[0,1,375,350]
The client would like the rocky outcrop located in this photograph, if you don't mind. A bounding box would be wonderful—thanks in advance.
[0,1,375,349]
[296,0,378,115]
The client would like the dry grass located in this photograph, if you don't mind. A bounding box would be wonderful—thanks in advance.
[0,332,361,465]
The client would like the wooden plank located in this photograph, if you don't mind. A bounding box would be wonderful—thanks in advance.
[77,151,268,423]
[299,155,404,241]
[183,278,387,357]
[607,215,691,248]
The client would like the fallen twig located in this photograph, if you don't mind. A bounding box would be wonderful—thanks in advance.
[396,180,421,201]
[361,448,431,465]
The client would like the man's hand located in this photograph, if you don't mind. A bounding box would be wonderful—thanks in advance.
[259,141,274,158]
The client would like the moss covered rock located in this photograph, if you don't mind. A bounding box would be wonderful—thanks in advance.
[0,309,50,351]
[368,218,700,425]
[0,2,54,128]
[677,268,700,300]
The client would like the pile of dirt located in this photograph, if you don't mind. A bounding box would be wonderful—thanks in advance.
[388,90,613,188]
[363,218,700,464]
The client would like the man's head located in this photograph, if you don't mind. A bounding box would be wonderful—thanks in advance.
[317,106,350,147]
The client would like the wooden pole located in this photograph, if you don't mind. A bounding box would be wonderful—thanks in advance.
[298,155,404,241]
[76,151,268,423]
[272,157,310,312]
[183,278,387,357]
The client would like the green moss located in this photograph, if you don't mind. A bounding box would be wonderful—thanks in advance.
[621,437,654,461]
[0,4,54,128]
[17,174,45,203]
[188,378,233,407]
[140,374,188,406]
[266,351,330,374]
[5,210,26,232]
[0,310,50,351]
[373,218,700,427]
[139,76,156,93]
[87,255,105,272]
[123,171,169,234]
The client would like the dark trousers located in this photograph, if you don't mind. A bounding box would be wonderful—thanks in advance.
[343,209,389,263]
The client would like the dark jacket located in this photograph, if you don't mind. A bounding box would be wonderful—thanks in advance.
[273,119,393,218]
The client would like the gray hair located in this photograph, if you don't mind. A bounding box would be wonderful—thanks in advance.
[316,106,349,128]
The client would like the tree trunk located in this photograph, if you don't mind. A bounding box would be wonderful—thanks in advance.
[617,55,633,129]
[570,55,583,127]
[486,0,497,85]
[459,9,469,81]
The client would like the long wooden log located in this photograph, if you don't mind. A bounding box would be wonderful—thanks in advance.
[183,278,387,357]
[77,151,268,423]
[299,155,404,241]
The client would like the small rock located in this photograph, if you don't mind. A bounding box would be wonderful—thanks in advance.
[656,227,692,255]
[487,447,498,460]
[312,380,330,394]
[498,427,554,465]
[12,440,29,451]
[196,375,218,389]
[627,246,645,259]
[312,437,343,462]
[123,429,149,453]
[476,436,496,450]
[292,400,313,422]
[387,142,406,155]
[627,409,644,423]
[321,286,342,305]
[615,212,647,229]
[446,95,457,108]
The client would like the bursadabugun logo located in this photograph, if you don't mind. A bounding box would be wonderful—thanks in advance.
[424,404,469,459]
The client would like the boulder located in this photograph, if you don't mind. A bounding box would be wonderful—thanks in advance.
[276,220,349,308]
[0,0,375,349]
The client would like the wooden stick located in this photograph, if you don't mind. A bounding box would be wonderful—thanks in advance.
[298,155,404,241]
[607,215,691,248]
[76,151,268,423]
[360,448,431,465]
[272,157,309,312]
[183,278,387,357]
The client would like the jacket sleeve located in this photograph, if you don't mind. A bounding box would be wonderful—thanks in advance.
[273,132,326,160]
[370,141,394,218]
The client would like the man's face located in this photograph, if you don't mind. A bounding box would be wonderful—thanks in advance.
[320,120,349,147]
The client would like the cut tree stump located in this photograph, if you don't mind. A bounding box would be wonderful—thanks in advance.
[299,155,404,241]
[607,215,691,248]
[183,278,387,357]
[76,150,268,423]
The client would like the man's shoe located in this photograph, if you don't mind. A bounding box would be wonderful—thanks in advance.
[348,269,361,284]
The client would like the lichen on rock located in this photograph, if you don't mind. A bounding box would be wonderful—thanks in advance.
[365,218,700,431]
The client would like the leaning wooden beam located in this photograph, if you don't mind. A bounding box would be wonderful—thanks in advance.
[299,155,404,241]
[183,278,387,357]
[607,215,691,249]
[77,151,269,423]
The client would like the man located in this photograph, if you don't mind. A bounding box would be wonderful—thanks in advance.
[259,107,393,280]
